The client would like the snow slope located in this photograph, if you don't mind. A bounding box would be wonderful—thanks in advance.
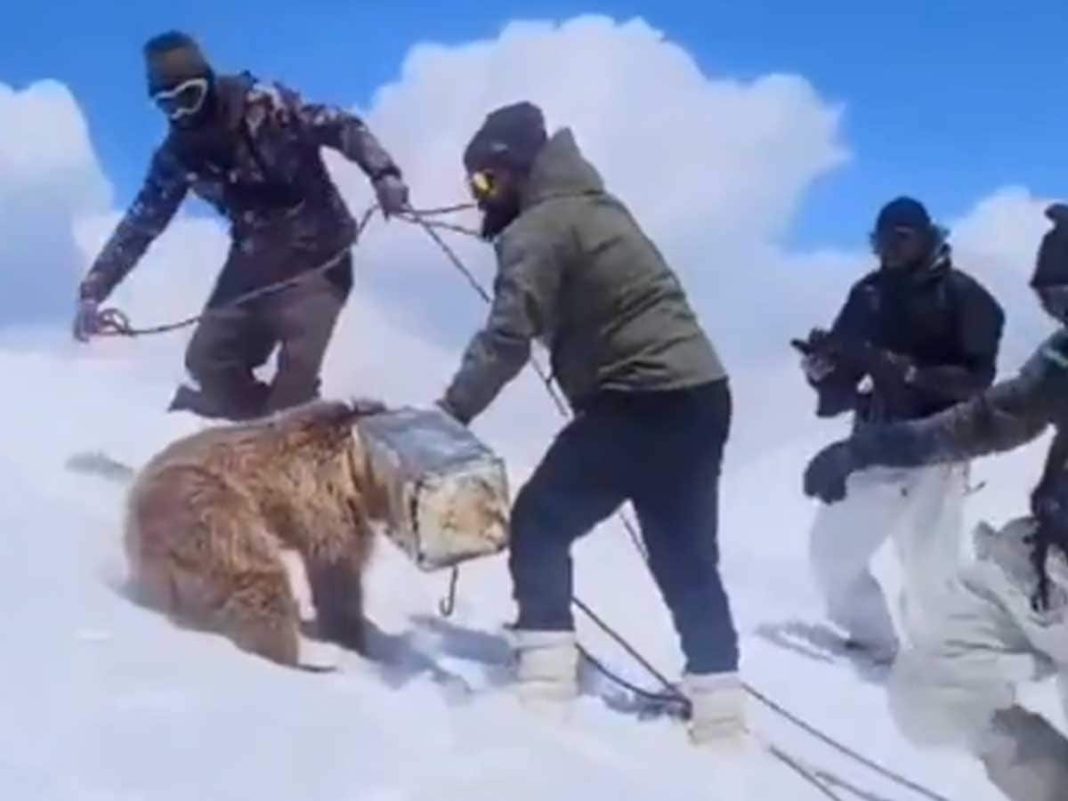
[1,341,1063,801]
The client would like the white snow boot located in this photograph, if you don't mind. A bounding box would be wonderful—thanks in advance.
[296,636,341,672]
[682,672,752,750]
[511,629,580,719]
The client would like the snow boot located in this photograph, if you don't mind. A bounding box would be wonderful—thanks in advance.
[682,672,752,750]
[167,382,268,422]
[511,629,580,719]
[296,636,342,672]
[975,706,1068,801]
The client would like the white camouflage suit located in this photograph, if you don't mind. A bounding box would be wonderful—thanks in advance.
[888,517,1068,801]
[808,460,969,659]
[811,328,1068,800]
[801,249,1004,659]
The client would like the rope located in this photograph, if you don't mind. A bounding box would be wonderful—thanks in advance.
[403,208,649,559]
[766,744,847,801]
[92,192,948,801]
[414,205,954,801]
[576,645,688,714]
[93,204,380,338]
[88,203,472,339]
[743,684,952,801]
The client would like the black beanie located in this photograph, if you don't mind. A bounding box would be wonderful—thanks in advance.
[1031,203,1068,288]
[144,31,213,94]
[463,101,548,174]
[874,196,932,233]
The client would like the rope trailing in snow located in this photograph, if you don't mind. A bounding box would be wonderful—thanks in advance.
[424,212,957,801]
[743,685,952,801]
[766,744,848,801]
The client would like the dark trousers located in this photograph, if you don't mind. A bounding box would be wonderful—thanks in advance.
[509,379,739,675]
[180,261,350,421]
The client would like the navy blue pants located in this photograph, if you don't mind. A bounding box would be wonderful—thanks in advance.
[509,379,739,675]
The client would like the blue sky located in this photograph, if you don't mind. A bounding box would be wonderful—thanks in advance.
[2,1,1068,251]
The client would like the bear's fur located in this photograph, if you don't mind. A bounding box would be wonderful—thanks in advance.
[122,398,389,668]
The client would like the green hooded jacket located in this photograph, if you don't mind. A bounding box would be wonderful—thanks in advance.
[443,128,727,422]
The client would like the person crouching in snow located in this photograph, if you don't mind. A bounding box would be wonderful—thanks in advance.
[72,31,410,422]
[434,102,743,747]
[802,204,1068,801]
[793,197,1004,666]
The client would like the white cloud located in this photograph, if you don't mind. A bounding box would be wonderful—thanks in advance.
[0,80,111,324]
[0,13,1063,472]
[330,15,852,362]
[947,186,1060,369]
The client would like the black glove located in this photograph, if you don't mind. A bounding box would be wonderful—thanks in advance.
[72,297,102,342]
[803,440,857,504]
[373,173,410,218]
[791,328,834,358]
[792,329,841,385]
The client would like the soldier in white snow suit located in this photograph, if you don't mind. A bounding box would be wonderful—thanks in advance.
[794,197,1004,664]
[804,204,1068,801]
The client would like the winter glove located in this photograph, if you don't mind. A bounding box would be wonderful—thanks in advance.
[792,329,838,384]
[801,352,836,384]
[72,297,103,342]
[373,173,410,218]
[803,440,857,504]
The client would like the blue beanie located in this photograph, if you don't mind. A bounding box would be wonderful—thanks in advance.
[875,196,932,233]
[463,101,548,174]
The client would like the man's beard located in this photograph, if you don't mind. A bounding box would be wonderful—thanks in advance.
[479,195,521,241]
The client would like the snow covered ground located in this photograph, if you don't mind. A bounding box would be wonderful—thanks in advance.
[2,337,1064,801]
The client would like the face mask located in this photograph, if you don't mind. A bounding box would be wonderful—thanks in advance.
[467,168,520,240]
[152,77,210,123]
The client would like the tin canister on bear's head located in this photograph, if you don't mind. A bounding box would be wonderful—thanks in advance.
[355,406,510,571]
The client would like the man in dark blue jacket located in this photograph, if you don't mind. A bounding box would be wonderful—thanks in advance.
[794,196,1004,666]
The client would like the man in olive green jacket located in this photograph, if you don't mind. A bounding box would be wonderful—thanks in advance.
[437,102,744,747]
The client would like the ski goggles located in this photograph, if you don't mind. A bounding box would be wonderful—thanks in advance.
[152,77,209,121]
[466,170,497,203]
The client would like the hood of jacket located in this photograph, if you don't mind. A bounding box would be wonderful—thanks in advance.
[520,128,605,209]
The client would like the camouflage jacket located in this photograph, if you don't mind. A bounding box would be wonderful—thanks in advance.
[80,72,402,304]
[849,328,1068,472]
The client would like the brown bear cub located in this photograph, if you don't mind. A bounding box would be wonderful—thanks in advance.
[122,398,389,669]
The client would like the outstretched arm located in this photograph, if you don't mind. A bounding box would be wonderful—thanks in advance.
[440,232,563,425]
[849,333,1065,469]
[79,147,189,303]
